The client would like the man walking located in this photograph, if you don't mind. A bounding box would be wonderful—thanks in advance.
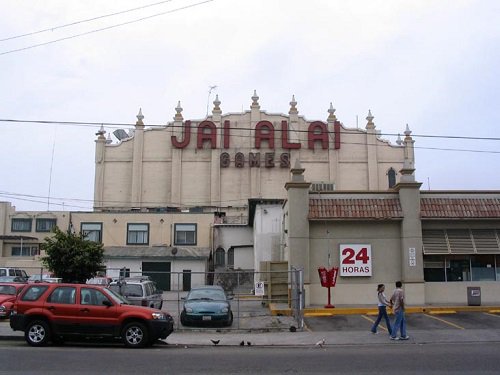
[390,281,409,340]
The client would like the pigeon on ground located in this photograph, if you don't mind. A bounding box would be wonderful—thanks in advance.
[211,339,220,346]
[289,326,297,332]
[239,340,245,346]
[246,341,251,346]
[315,338,326,348]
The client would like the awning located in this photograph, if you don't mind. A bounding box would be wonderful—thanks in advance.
[104,246,210,260]
[0,235,38,241]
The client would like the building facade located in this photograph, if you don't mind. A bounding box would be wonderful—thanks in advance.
[93,92,409,219]
[2,93,499,306]
[284,161,500,306]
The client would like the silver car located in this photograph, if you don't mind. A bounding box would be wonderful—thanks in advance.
[109,277,163,309]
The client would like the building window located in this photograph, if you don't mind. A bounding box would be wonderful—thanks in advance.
[36,218,57,232]
[174,224,197,245]
[120,268,131,278]
[127,223,149,245]
[471,255,496,281]
[11,218,32,232]
[11,246,39,257]
[215,247,225,267]
[422,255,499,282]
[227,247,234,268]
[81,223,103,243]
[387,168,396,188]
[423,255,446,282]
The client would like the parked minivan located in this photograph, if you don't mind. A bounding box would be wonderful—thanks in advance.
[109,276,163,309]
[0,268,29,282]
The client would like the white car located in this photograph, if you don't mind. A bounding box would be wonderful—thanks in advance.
[27,274,62,283]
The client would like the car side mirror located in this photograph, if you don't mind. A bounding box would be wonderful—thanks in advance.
[227,296,234,300]
[102,300,113,307]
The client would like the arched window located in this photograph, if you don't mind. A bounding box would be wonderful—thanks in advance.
[388,168,397,188]
[227,247,234,268]
[215,247,226,267]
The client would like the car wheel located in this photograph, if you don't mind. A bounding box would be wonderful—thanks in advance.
[122,322,149,348]
[180,312,189,326]
[225,311,233,327]
[25,320,51,347]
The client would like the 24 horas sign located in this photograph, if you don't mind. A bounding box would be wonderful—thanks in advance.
[339,244,372,276]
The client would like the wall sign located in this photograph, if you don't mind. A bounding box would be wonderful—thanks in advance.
[340,244,372,276]
[254,281,265,296]
[409,247,416,267]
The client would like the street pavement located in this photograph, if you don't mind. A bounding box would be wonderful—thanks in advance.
[2,304,500,347]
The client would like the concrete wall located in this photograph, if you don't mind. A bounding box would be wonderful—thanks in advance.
[213,225,253,269]
[234,247,254,269]
[308,221,403,305]
[424,282,500,305]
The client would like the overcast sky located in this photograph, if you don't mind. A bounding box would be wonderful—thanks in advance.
[1,0,499,212]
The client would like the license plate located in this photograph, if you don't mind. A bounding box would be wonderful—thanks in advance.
[202,316,212,321]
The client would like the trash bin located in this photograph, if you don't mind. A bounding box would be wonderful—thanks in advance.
[467,287,481,306]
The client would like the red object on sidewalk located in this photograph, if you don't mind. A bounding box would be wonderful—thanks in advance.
[318,267,339,308]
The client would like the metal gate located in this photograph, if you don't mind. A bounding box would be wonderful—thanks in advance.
[290,267,304,330]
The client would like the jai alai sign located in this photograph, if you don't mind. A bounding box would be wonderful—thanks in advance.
[171,120,341,150]
[171,119,342,169]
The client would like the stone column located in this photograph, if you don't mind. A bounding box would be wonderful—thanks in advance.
[131,109,145,209]
[285,160,311,283]
[365,110,379,190]
[250,91,261,198]
[171,102,184,207]
[327,103,338,184]
[94,126,106,210]
[394,126,425,304]
[211,95,222,206]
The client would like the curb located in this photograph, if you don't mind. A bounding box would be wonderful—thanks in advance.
[269,304,500,317]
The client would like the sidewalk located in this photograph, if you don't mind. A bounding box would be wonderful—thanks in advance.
[2,321,500,347]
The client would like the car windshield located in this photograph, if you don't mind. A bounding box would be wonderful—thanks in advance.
[187,288,226,301]
[105,287,130,304]
[0,285,16,295]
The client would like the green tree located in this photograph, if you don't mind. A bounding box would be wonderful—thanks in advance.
[41,227,105,283]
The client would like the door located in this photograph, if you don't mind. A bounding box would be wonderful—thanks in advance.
[183,270,191,291]
[142,262,171,291]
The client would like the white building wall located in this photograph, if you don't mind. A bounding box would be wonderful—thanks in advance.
[253,204,283,272]
[213,225,253,269]
[234,247,254,269]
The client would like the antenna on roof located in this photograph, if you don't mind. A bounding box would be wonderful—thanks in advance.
[206,85,218,117]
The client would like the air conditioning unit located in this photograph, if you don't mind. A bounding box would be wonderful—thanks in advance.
[310,182,335,193]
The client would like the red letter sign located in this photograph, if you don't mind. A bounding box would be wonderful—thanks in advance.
[339,244,372,276]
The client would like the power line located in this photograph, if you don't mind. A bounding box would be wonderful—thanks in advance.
[2,118,500,143]
[0,0,215,56]
[0,0,176,42]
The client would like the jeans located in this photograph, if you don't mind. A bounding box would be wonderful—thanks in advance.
[391,309,407,338]
[371,306,392,335]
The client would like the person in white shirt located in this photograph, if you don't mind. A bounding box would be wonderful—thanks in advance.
[371,284,392,335]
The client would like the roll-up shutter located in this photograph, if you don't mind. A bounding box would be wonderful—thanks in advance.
[422,229,500,254]
[422,230,448,254]
[471,229,500,253]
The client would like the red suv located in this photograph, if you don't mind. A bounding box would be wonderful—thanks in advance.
[10,283,173,348]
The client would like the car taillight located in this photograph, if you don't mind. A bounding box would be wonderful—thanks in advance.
[141,299,147,306]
